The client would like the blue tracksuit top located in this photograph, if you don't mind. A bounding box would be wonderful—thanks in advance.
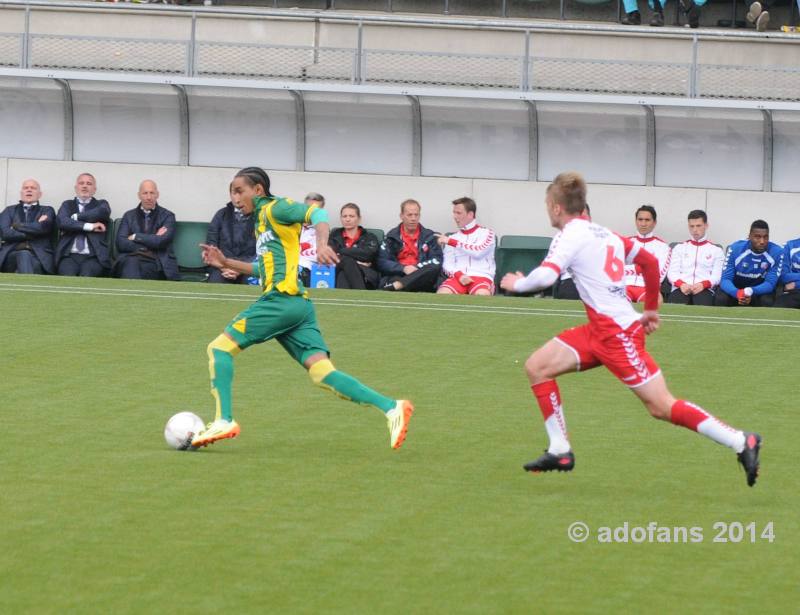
[779,238,800,287]
[719,239,783,297]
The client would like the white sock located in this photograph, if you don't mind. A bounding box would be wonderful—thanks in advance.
[544,412,571,455]
[697,418,746,453]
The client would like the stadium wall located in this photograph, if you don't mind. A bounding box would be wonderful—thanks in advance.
[3,157,799,246]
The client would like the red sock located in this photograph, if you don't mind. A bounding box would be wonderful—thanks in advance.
[670,399,745,451]
[532,380,560,420]
[670,399,708,431]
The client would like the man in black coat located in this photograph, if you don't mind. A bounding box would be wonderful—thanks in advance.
[377,199,442,292]
[0,178,56,274]
[56,172,112,277]
[205,200,255,284]
[115,180,179,280]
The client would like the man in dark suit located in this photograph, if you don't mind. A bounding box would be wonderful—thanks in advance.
[0,178,56,274]
[206,197,256,284]
[56,172,112,277]
[115,179,180,280]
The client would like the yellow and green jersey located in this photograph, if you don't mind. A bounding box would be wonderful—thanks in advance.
[252,195,327,296]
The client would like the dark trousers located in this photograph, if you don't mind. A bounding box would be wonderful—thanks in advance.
[554,277,579,300]
[774,289,800,309]
[119,255,164,280]
[2,249,44,274]
[667,288,715,306]
[336,256,379,290]
[208,268,248,284]
[384,264,440,292]
[714,289,774,307]
[58,253,105,277]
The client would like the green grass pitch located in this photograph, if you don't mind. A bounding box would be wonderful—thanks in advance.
[1,275,797,613]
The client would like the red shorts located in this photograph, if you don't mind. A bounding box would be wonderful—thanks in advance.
[439,275,495,295]
[626,285,647,303]
[555,322,660,388]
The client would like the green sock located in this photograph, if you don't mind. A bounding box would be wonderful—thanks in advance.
[321,370,395,413]
[210,348,234,422]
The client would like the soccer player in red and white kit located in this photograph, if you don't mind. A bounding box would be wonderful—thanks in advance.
[500,172,761,487]
[624,205,671,304]
[436,197,496,296]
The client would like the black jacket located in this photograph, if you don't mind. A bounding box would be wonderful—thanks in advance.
[0,202,56,273]
[55,197,112,269]
[377,223,442,276]
[206,202,256,261]
[115,204,179,280]
[328,226,380,264]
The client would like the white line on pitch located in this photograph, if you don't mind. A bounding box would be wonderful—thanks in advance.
[1,282,799,328]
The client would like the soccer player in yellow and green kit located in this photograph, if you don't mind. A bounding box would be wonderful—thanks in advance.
[191,167,414,450]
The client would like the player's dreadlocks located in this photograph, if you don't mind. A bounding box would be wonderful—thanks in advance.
[235,166,273,197]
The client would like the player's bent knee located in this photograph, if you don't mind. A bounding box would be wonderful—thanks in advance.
[208,333,241,357]
[644,400,671,420]
[308,358,336,385]
[524,354,548,381]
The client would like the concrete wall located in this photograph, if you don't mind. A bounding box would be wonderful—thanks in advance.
[3,157,798,246]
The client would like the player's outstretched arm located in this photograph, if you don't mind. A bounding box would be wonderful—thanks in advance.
[502,266,559,294]
[640,310,660,334]
[500,271,525,292]
[199,243,254,275]
[313,221,340,266]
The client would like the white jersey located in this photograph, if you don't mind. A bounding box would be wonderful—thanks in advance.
[298,225,317,270]
[624,234,671,287]
[442,221,496,280]
[543,218,644,336]
[667,238,724,289]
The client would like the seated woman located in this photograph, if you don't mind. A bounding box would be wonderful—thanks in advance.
[328,203,380,290]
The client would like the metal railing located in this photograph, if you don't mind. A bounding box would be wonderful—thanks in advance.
[1,1,800,102]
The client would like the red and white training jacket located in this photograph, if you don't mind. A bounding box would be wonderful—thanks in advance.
[624,233,671,287]
[513,217,660,337]
[442,221,496,280]
[667,237,724,289]
[299,225,317,270]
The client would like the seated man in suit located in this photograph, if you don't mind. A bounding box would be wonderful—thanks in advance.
[56,172,112,277]
[205,186,256,284]
[115,180,180,280]
[0,178,56,275]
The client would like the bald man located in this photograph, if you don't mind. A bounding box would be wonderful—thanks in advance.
[0,179,56,274]
[114,180,179,280]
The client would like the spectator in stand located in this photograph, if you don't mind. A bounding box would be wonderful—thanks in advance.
[621,0,703,27]
[55,173,111,277]
[715,219,782,307]
[378,199,442,292]
[746,1,771,31]
[666,210,724,306]
[625,205,670,306]
[206,185,256,284]
[298,192,325,288]
[328,203,380,290]
[0,179,56,275]
[436,197,496,296]
[774,236,800,309]
[115,180,180,280]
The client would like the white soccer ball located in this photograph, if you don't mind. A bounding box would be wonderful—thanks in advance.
[164,412,205,450]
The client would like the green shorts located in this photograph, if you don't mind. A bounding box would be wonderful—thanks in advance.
[223,291,329,364]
